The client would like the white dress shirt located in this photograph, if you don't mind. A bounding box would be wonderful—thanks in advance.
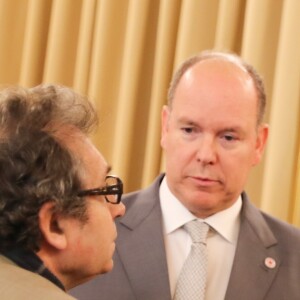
[160,177,242,300]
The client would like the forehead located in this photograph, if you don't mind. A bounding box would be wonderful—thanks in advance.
[185,58,253,89]
[174,59,257,105]
[171,59,258,128]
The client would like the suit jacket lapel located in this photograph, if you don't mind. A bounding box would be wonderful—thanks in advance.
[225,194,280,300]
[117,175,172,300]
[117,180,281,300]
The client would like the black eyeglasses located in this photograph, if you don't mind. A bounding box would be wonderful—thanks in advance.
[77,175,123,204]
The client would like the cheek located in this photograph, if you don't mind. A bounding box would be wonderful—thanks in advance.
[165,145,187,168]
[165,134,191,158]
[81,206,113,244]
[221,150,254,179]
[165,142,202,175]
[94,207,116,240]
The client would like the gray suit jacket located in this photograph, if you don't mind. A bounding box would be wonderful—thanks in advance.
[71,174,300,300]
[0,255,75,300]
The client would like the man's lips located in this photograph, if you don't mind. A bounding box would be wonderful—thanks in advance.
[189,176,221,186]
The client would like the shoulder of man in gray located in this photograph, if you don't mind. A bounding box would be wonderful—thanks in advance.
[70,50,300,300]
[70,175,300,300]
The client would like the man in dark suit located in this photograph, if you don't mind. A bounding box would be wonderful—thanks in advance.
[71,51,300,300]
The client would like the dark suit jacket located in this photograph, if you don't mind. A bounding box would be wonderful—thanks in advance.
[71,174,300,300]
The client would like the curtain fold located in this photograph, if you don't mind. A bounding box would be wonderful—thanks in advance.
[141,0,180,187]
[87,0,129,163]
[174,0,218,67]
[0,0,299,224]
[214,0,245,51]
[240,0,283,206]
[293,151,300,226]
[19,0,52,87]
[0,0,28,84]
[43,0,82,85]
[110,0,153,191]
[73,0,97,93]
[260,0,300,222]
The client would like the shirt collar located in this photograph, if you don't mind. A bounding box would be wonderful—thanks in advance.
[160,176,242,244]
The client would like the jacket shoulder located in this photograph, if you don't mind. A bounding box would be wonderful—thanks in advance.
[0,256,75,300]
[262,212,300,245]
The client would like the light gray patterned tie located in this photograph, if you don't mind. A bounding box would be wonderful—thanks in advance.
[174,220,209,300]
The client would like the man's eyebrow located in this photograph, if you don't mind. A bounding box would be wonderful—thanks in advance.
[220,128,238,132]
[220,127,243,132]
[218,127,246,136]
[177,117,198,125]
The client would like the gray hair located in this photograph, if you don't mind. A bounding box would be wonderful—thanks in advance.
[0,84,98,251]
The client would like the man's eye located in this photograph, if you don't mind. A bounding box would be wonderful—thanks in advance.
[223,134,237,141]
[181,127,194,134]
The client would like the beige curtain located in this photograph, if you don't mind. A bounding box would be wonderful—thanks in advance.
[0,0,299,225]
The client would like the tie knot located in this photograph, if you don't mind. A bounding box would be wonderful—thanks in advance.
[184,220,209,243]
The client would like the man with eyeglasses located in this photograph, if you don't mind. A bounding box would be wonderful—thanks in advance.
[0,84,125,299]
[71,51,300,300]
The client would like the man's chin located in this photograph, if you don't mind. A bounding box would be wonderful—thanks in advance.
[186,197,220,218]
[100,260,114,274]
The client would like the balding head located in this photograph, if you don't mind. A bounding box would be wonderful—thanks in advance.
[168,51,266,125]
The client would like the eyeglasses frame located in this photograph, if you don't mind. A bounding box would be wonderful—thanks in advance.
[77,175,123,204]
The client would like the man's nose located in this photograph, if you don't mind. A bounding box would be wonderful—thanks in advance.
[110,202,126,219]
[196,136,217,165]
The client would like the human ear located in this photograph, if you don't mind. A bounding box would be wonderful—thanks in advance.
[38,202,67,250]
[252,124,269,166]
[160,105,170,148]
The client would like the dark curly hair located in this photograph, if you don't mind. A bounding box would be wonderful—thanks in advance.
[0,84,98,252]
